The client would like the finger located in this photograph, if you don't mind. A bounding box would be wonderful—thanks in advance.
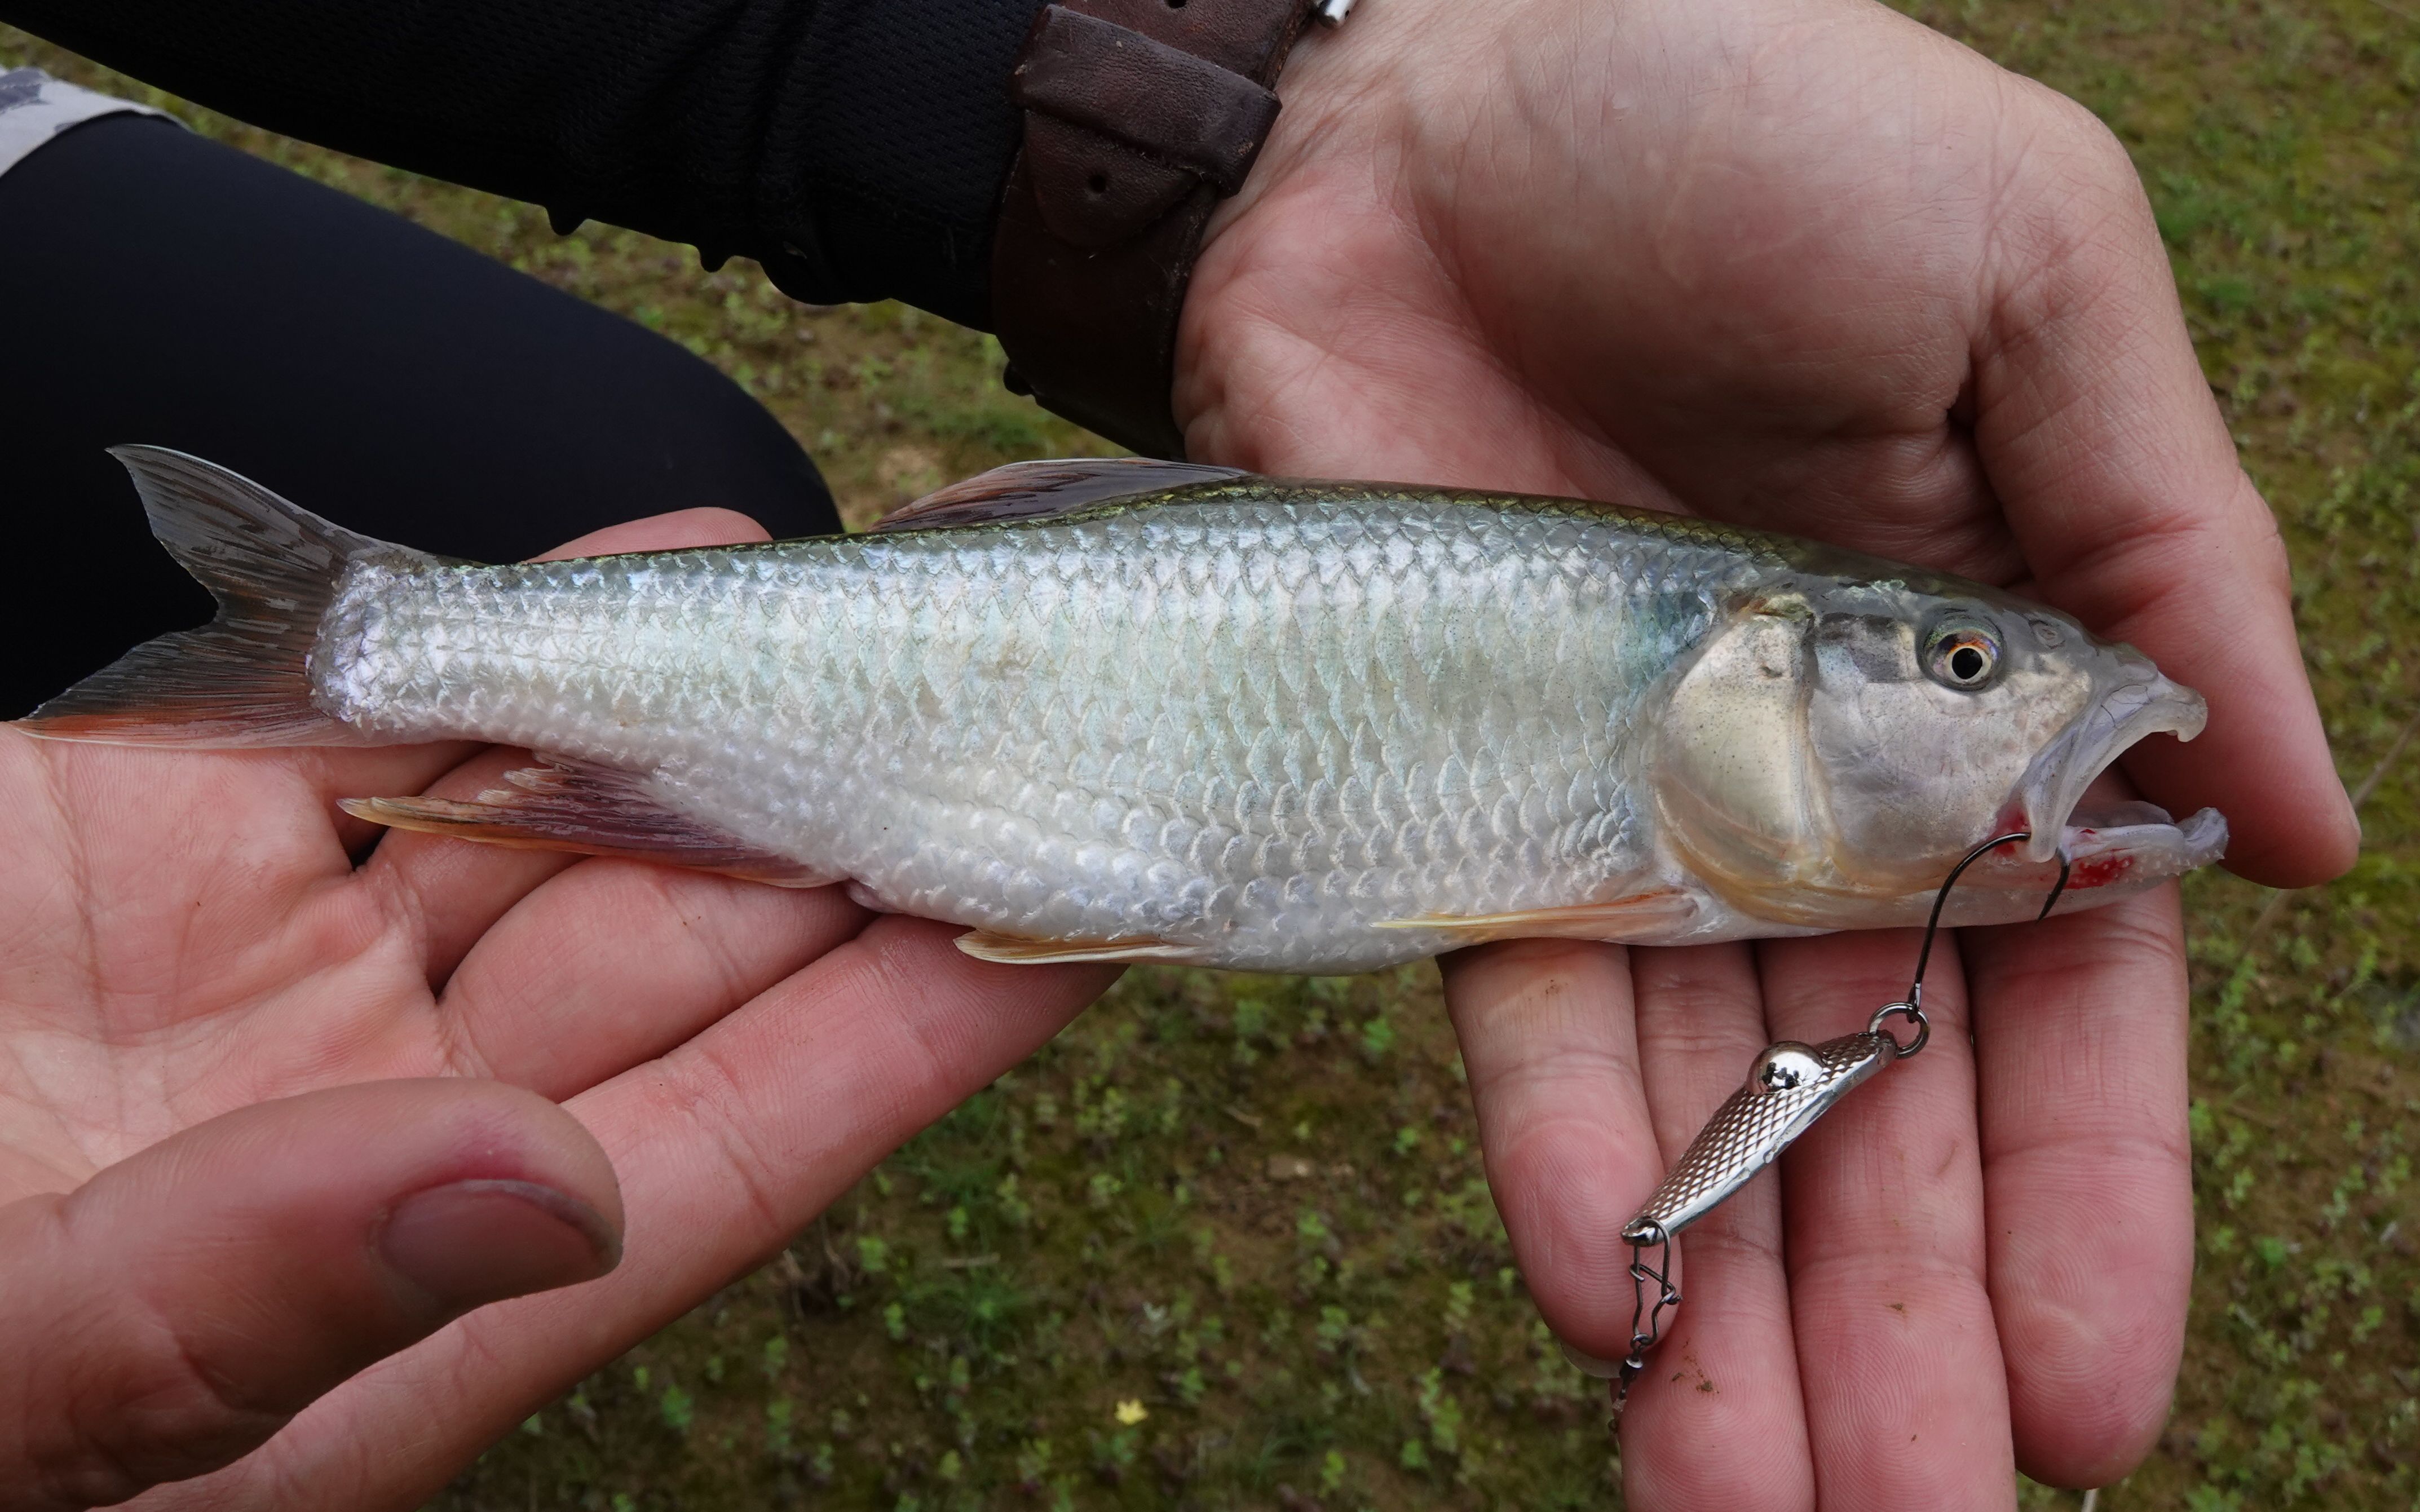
[1764,931,2013,1510]
[351,745,581,987]
[153,918,1114,1509]
[1966,889,2191,1487]
[346,507,778,976]
[434,859,868,1098]
[1972,90,2355,887]
[0,1080,619,1512]
[529,507,770,562]
[1621,944,1813,1512]
[1438,940,1662,1360]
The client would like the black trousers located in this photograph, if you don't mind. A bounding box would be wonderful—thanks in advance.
[0,115,841,718]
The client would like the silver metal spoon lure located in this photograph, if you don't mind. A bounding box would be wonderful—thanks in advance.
[1607,832,2072,1426]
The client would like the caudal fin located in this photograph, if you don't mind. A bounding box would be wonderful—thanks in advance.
[23,446,432,747]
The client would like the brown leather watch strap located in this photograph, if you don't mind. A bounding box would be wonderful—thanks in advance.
[991,0,1328,458]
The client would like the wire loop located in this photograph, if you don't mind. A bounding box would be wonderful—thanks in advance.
[1867,1001,1929,1059]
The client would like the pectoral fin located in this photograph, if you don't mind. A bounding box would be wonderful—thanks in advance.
[342,758,832,887]
[1374,890,1699,945]
[953,930,1205,965]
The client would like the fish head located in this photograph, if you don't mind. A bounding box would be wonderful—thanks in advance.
[1650,567,2225,928]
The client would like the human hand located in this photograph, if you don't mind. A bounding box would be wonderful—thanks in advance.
[0,510,1115,1512]
[1181,0,2347,1501]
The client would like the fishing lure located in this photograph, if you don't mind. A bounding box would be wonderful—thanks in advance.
[1607,831,2074,1424]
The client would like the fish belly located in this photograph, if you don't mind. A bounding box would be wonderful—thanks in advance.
[314,499,1745,970]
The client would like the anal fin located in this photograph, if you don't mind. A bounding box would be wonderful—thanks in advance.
[341,758,832,887]
[1374,889,1699,945]
[955,930,1205,965]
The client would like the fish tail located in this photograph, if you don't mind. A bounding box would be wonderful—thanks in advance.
[22,446,427,747]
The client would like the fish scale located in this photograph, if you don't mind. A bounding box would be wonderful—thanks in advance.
[311,494,1757,970]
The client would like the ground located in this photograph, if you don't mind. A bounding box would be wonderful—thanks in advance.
[3,0,2415,1505]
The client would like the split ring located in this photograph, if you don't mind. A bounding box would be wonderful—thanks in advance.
[1867,1001,1929,1059]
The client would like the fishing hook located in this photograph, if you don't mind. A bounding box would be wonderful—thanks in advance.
[1902,829,2074,1017]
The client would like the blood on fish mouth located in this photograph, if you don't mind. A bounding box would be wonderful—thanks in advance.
[2065,851,2134,890]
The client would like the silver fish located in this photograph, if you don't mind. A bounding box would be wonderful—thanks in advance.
[27,449,2227,973]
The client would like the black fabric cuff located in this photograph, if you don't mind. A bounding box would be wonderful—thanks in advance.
[757,0,1042,326]
[0,0,1045,327]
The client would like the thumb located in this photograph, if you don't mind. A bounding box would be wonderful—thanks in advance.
[0,1079,622,1512]
[1970,93,2359,887]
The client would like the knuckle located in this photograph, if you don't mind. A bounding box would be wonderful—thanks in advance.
[30,1317,288,1509]
[2044,89,2132,178]
[2002,72,2137,191]
[1637,1004,1761,1066]
[1986,79,2162,304]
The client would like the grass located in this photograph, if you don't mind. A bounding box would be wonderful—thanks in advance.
[5,0,2416,1505]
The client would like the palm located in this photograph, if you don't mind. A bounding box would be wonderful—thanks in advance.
[0,737,445,1195]
[0,514,1114,1510]
[1181,0,2013,503]
[1176,0,2353,1501]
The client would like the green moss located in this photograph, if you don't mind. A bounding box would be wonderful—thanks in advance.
[5,1,2415,1504]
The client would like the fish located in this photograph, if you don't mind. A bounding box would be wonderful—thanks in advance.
[23,447,2227,974]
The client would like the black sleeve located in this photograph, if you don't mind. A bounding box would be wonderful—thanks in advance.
[0,0,1041,328]
[0,116,843,718]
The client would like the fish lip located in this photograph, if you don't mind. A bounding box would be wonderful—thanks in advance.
[2056,802,2230,883]
[2015,656,2210,864]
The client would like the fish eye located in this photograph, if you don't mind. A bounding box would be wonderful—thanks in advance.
[1923,618,2002,690]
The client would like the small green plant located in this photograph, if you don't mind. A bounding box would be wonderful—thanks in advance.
[659,1383,695,1436]
[1416,1367,1465,1458]
[1444,1280,1474,1334]
[1319,1448,1349,1495]
[765,1398,795,1457]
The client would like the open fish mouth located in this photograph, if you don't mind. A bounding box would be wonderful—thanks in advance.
[2048,798,2229,894]
[2013,653,2227,891]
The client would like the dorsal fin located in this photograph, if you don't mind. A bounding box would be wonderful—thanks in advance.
[868,458,1247,533]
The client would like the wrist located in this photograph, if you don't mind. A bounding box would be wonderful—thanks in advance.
[1177,0,1485,466]
[987,0,1340,457]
